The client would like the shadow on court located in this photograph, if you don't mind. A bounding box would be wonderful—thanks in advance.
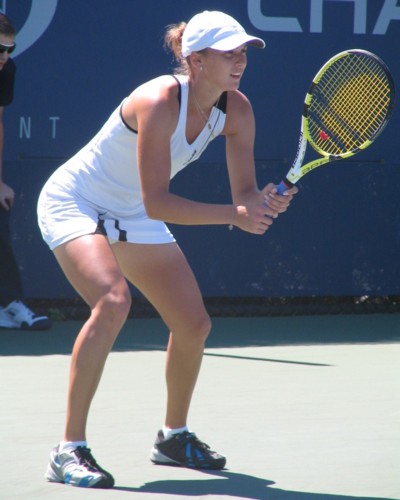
[1,314,399,499]
[1,314,399,357]
[113,470,394,500]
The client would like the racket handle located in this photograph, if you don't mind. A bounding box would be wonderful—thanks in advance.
[277,179,294,195]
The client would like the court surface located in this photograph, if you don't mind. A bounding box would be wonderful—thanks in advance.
[1,313,399,499]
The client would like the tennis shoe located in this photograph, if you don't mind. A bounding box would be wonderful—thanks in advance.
[45,444,114,488]
[150,430,226,469]
[0,300,51,330]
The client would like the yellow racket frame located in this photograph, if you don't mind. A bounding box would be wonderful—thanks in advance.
[284,49,395,186]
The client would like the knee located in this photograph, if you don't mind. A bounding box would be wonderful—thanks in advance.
[95,281,132,326]
[189,313,212,345]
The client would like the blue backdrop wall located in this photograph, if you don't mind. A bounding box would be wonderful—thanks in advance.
[2,0,400,300]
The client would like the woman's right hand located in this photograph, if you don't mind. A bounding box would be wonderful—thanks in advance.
[232,204,277,235]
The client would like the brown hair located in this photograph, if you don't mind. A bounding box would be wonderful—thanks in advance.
[164,22,190,75]
[0,13,16,36]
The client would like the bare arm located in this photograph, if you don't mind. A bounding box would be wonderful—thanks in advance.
[224,91,260,205]
[224,91,298,228]
[122,78,294,235]
[123,77,235,227]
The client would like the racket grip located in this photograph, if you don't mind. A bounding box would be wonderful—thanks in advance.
[277,180,294,195]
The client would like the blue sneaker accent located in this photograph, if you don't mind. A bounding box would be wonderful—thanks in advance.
[78,475,96,488]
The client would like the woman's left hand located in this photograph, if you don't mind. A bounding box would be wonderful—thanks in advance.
[262,182,298,215]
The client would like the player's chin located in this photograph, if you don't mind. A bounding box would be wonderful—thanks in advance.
[227,75,242,89]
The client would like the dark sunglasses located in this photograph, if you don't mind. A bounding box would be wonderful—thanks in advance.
[0,42,16,54]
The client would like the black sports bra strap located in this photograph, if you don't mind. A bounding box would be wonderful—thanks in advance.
[216,91,227,113]
[171,75,182,107]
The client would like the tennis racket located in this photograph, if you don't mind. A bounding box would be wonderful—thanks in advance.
[277,49,395,194]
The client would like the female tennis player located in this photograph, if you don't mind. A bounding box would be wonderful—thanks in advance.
[38,10,297,488]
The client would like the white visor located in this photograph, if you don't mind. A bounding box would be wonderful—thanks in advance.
[182,10,265,58]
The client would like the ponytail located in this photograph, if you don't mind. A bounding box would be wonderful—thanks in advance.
[164,22,190,75]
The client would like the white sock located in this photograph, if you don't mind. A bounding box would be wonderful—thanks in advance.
[162,426,189,440]
[59,440,88,452]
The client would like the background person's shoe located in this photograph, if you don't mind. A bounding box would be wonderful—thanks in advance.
[0,300,51,330]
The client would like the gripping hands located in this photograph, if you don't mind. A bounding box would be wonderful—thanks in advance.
[230,183,298,235]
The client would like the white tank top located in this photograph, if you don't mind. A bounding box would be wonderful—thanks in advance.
[48,75,227,218]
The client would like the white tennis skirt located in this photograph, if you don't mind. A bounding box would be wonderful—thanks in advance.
[37,179,175,250]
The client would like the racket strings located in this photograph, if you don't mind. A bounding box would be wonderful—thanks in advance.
[321,73,386,147]
[308,54,392,155]
[325,59,389,137]
[314,66,388,150]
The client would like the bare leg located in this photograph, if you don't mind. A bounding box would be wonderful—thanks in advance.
[53,235,131,441]
[114,241,211,428]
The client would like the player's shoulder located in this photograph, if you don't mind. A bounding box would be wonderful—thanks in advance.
[132,74,180,105]
[227,89,251,109]
[226,90,253,121]
[226,89,253,121]
[124,75,180,131]
[222,90,254,136]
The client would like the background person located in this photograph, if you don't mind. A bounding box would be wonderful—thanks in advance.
[0,12,51,331]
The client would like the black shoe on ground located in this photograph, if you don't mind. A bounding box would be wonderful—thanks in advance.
[150,430,226,469]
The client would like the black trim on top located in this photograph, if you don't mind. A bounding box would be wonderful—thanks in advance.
[171,75,182,107]
[121,75,182,135]
[120,103,138,134]
[119,77,227,135]
[216,91,228,113]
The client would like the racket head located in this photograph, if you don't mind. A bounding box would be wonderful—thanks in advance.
[304,49,395,158]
